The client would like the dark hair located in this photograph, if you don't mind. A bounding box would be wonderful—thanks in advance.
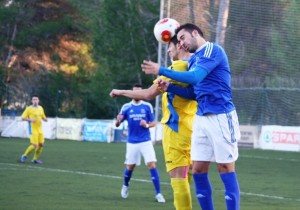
[169,35,179,45]
[175,23,204,37]
[133,83,142,88]
[31,94,39,98]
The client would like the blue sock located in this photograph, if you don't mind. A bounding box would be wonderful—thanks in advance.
[193,173,214,210]
[123,168,133,187]
[150,168,161,194]
[220,172,240,210]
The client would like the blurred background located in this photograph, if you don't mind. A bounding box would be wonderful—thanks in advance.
[0,0,299,126]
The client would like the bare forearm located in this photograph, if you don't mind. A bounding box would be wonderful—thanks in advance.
[120,86,160,100]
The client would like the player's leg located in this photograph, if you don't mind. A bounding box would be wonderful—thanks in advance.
[213,110,240,210]
[121,143,140,198]
[141,141,165,202]
[219,164,240,210]
[170,166,192,210]
[32,133,45,164]
[191,115,215,210]
[192,161,214,210]
[121,164,135,198]
[19,134,37,163]
[164,126,192,210]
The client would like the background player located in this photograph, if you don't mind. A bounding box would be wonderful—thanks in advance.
[19,95,48,164]
[110,35,197,210]
[141,23,241,210]
[116,84,165,203]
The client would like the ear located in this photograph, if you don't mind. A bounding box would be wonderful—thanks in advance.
[192,29,199,37]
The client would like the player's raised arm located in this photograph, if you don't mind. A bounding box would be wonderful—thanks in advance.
[141,60,160,75]
[109,85,160,101]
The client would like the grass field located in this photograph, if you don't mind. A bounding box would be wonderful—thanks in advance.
[0,137,299,210]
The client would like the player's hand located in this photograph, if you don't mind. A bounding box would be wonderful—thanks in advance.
[141,60,160,75]
[115,120,121,127]
[109,89,122,98]
[116,114,123,122]
[29,118,36,123]
[139,119,148,128]
[115,114,123,127]
[157,79,170,92]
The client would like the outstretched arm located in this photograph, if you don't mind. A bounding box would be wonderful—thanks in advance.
[109,84,160,100]
[141,60,208,85]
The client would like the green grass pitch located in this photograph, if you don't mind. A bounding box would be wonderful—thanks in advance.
[0,137,299,210]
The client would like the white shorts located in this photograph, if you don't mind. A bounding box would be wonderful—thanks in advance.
[125,141,157,166]
[191,110,240,163]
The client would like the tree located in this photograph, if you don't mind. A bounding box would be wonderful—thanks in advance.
[0,0,95,116]
[93,0,159,88]
[215,0,230,46]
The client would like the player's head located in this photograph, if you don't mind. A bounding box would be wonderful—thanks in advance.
[133,83,142,90]
[168,35,180,61]
[31,94,39,106]
[132,84,142,102]
[175,23,204,53]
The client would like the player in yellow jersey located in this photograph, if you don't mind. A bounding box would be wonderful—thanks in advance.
[110,35,197,210]
[19,95,48,164]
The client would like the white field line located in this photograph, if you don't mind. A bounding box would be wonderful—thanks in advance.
[239,154,300,162]
[1,162,300,202]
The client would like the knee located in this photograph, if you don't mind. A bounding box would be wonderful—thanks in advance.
[217,163,235,173]
[127,165,135,171]
[192,161,210,174]
[147,162,156,169]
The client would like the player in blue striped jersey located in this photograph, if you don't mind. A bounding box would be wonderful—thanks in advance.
[141,23,241,210]
[116,84,165,203]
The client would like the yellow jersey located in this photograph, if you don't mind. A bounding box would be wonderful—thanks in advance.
[21,105,46,134]
[154,60,197,138]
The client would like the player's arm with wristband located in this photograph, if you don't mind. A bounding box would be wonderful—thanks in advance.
[159,66,208,85]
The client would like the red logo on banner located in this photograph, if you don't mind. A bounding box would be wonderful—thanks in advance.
[272,132,300,144]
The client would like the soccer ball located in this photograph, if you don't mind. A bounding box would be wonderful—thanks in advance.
[153,18,180,44]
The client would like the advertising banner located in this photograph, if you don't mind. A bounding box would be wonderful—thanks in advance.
[82,119,113,142]
[259,125,300,152]
[56,118,83,141]
[1,117,56,140]
[239,125,260,148]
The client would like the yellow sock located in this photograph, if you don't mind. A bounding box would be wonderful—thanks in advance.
[24,145,35,157]
[33,147,43,160]
[171,178,192,210]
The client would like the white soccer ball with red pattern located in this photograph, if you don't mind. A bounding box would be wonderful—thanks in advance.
[153,18,180,44]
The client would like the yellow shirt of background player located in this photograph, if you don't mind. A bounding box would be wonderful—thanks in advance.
[154,60,197,138]
[21,106,46,134]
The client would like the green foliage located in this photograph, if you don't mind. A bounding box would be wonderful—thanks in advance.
[92,0,159,88]
[67,0,160,118]
[15,17,80,48]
